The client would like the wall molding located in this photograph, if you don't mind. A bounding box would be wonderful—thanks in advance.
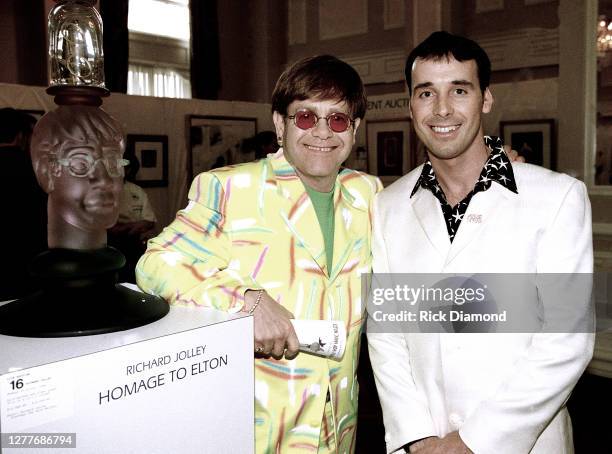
[341,49,406,85]
[475,0,504,13]
[588,186,612,196]
[475,27,559,72]
[589,332,612,379]
[319,0,368,40]
[594,223,612,236]
[383,0,405,30]
[288,0,307,45]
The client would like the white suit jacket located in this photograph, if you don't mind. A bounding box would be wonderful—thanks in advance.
[367,161,594,454]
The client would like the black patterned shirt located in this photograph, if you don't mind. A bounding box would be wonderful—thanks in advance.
[411,136,518,242]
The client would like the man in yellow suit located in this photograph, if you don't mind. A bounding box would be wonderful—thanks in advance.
[136,55,382,453]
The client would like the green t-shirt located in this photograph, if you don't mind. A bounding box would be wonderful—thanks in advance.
[305,185,335,276]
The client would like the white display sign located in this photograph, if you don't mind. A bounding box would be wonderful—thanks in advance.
[0,311,253,454]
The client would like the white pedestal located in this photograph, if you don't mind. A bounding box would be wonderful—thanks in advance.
[0,306,254,453]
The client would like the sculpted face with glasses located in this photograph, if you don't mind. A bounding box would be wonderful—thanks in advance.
[31,105,127,249]
[272,55,365,192]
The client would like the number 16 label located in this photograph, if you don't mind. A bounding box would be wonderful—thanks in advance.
[1,362,74,432]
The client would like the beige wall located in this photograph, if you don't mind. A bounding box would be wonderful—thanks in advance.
[287,0,410,62]
[463,0,559,35]
[485,78,559,136]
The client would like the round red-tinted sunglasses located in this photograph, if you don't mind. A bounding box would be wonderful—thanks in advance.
[287,109,355,133]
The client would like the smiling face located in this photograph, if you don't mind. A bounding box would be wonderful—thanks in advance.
[31,106,126,248]
[273,98,360,192]
[409,56,493,163]
[50,140,124,232]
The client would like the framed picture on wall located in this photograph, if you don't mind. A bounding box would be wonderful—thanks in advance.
[188,115,258,182]
[500,119,556,169]
[125,134,169,187]
[347,145,369,172]
[366,119,413,185]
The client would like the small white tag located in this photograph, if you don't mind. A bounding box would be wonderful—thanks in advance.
[1,363,74,432]
[466,214,482,224]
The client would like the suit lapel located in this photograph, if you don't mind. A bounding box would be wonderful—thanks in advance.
[411,189,451,260]
[270,151,327,275]
[446,183,515,265]
[269,153,367,280]
[329,182,364,282]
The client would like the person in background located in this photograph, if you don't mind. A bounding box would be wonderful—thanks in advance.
[368,31,593,454]
[136,55,382,453]
[17,111,37,158]
[0,108,47,300]
[239,130,278,164]
[108,155,157,283]
[253,130,279,159]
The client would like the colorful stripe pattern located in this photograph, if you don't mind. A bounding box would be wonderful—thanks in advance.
[136,150,382,453]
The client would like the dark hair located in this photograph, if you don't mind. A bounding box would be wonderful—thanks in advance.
[271,55,367,119]
[254,130,277,148]
[125,152,140,182]
[405,31,491,94]
[0,108,29,144]
[253,131,278,159]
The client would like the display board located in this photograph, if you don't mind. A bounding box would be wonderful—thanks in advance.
[0,307,253,453]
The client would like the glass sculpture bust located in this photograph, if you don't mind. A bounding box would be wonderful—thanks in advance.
[0,2,168,337]
[31,105,127,249]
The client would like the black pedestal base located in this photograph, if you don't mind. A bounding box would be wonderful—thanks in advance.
[0,248,168,337]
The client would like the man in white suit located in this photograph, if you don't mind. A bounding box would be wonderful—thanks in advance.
[367,31,594,453]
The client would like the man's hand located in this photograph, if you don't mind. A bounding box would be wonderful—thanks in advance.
[504,145,526,163]
[407,437,438,452]
[246,290,299,359]
[410,432,472,454]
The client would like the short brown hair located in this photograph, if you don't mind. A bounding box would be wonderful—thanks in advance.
[271,55,367,119]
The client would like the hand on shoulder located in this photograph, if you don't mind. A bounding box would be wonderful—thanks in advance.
[504,145,526,163]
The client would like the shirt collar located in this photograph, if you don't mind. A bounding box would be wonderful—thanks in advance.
[268,148,365,211]
[411,136,518,198]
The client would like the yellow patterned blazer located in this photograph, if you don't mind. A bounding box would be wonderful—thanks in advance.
[136,150,382,453]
